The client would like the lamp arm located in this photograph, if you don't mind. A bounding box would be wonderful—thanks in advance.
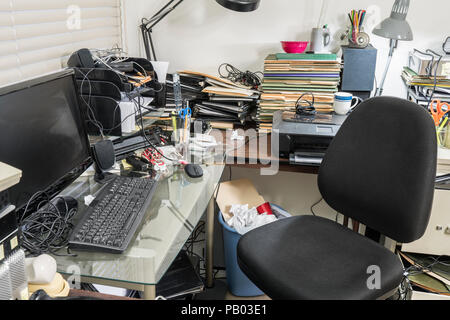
[143,0,184,31]
[140,0,185,61]
[375,39,397,96]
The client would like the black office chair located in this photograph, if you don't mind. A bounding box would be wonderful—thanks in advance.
[237,97,437,300]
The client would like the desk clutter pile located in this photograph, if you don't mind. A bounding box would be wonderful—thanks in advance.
[403,50,450,107]
[403,67,450,106]
[399,251,450,298]
[155,71,260,131]
[257,53,342,132]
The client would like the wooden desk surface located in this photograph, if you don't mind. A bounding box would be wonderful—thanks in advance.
[211,130,319,175]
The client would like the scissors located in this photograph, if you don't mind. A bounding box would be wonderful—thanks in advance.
[178,106,192,119]
[430,100,450,126]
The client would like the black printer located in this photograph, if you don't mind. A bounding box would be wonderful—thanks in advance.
[272,111,348,166]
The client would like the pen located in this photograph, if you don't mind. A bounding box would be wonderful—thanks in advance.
[184,113,189,144]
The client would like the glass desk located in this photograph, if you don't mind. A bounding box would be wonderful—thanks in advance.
[53,162,225,299]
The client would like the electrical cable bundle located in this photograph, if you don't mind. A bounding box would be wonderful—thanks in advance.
[78,68,135,138]
[20,194,78,257]
[399,254,450,298]
[295,93,317,116]
[218,63,262,89]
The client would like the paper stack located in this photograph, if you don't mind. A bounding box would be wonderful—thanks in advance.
[257,53,341,132]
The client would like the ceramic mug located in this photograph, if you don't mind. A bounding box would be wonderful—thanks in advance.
[334,92,362,115]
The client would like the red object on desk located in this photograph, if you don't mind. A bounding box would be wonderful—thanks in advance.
[257,202,273,215]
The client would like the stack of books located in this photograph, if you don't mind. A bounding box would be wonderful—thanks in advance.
[179,70,260,130]
[402,67,450,106]
[257,53,341,132]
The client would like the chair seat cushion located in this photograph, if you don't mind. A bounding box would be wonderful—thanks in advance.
[237,216,404,300]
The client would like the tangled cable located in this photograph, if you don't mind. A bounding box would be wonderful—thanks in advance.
[218,63,262,89]
[295,93,317,116]
[20,195,78,257]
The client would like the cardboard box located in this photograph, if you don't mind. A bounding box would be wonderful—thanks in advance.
[215,179,266,221]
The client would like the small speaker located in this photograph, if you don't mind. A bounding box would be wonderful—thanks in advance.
[91,140,116,183]
[340,45,377,100]
[7,249,28,300]
[0,262,13,300]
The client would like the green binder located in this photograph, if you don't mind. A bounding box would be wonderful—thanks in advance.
[275,53,337,61]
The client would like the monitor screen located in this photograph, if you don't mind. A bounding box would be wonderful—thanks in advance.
[0,70,91,209]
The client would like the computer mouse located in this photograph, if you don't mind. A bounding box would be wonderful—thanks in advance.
[184,164,203,178]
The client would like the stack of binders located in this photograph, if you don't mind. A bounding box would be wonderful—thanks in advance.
[257,53,341,132]
[179,71,260,130]
[160,73,209,129]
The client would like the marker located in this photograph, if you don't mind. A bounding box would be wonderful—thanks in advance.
[171,111,178,142]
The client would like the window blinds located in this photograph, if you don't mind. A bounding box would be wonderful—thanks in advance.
[0,0,122,86]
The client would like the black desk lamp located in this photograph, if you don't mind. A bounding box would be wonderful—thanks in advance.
[140,0,261,61]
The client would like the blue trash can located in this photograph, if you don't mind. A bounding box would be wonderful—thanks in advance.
[218,204,290,297]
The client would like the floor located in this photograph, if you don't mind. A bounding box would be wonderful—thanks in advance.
[195,280,270,300]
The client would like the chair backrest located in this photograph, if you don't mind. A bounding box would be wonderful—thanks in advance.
[318,97,437,243]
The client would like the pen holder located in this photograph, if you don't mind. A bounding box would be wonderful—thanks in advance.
[440,125,450,149]
[173,116,191,161]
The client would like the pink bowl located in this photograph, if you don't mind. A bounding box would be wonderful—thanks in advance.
[281,41,309,54]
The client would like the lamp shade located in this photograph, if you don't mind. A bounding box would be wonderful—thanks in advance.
[373,0,413,41]
[215,0,260,12]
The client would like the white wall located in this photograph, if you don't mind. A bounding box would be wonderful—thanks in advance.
[122,0,449,97]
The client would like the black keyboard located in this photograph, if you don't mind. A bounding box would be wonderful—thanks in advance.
[69,175,158,253]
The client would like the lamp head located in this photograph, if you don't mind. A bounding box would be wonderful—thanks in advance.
[373,0,413,41]
[215,0,260,12]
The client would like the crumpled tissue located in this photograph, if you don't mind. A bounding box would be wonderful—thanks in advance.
[226,204,277,235]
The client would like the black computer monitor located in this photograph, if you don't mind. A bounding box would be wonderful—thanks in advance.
[0,70,91,209]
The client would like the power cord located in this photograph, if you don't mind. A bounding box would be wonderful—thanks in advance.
[131,93,180,163]
[295,93,317,116]
[20,195,78,257]
[398,253,450,299]
[310,197,323,217]
[218,63,262,89]
[78,68,139,137]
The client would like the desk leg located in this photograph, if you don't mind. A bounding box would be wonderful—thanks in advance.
[143,285,156,300]
[206,197,215,288]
